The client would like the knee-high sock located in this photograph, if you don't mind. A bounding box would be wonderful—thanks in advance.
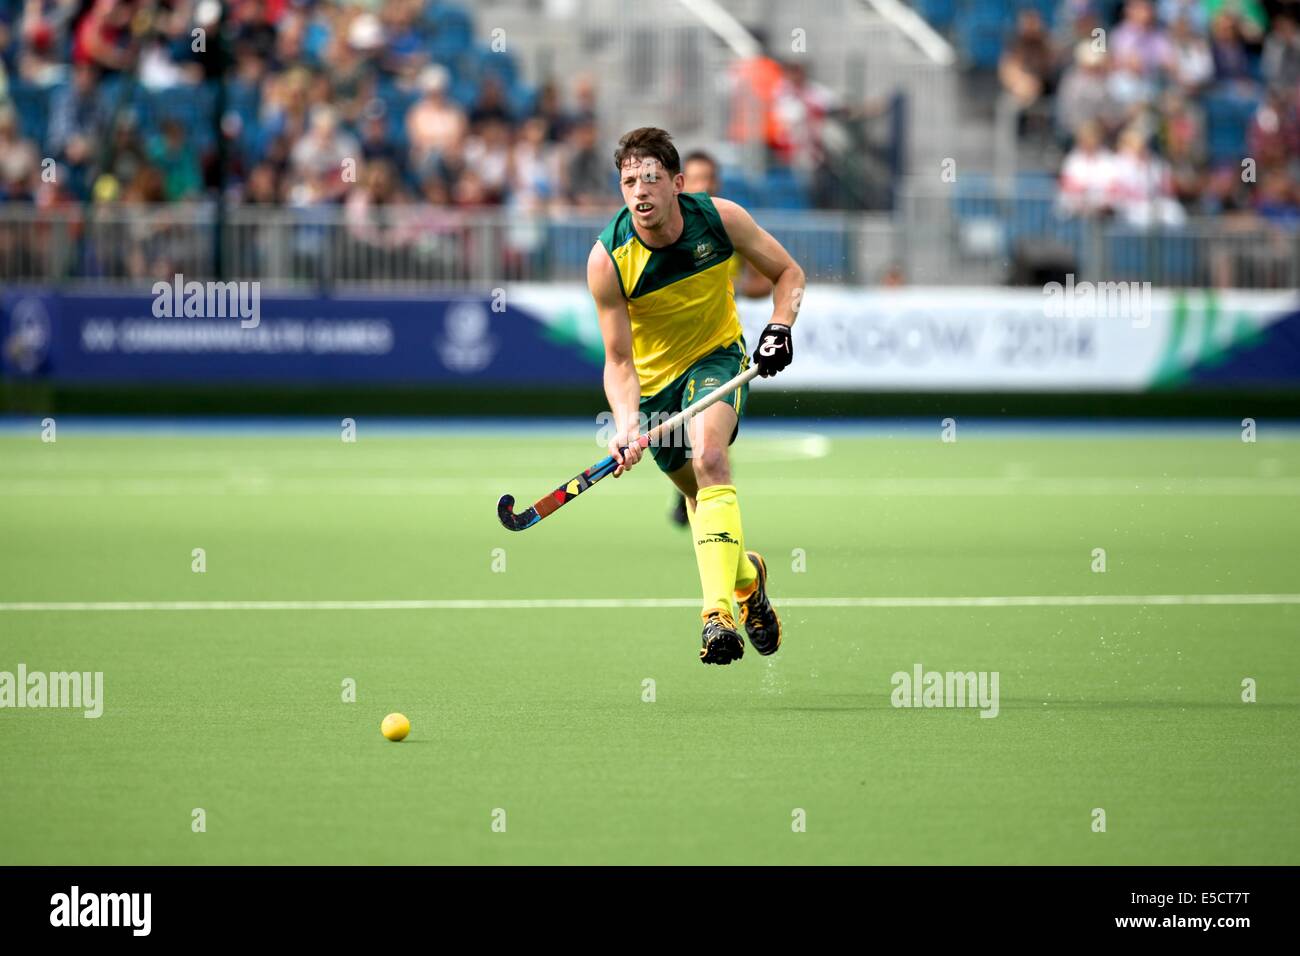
[690,484,750,618]
[734,540,758,598]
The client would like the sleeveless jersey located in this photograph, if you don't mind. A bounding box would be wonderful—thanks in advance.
[597,192,744,396]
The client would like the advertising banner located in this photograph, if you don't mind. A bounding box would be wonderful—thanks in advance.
[3,284,1297,390]
[510,284,1300,392]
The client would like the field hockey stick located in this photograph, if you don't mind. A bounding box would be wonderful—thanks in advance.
[497,363,761,531]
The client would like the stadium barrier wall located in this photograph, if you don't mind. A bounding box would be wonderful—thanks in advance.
[3,285,1298,416]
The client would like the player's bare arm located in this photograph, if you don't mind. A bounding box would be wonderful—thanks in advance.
[587,242,643,477]
[713,196,805,376]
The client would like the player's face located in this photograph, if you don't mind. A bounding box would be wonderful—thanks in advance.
[620,157,682,229]
[682,159,718,196]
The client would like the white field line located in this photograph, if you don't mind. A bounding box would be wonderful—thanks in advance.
[0,477,1298,497]
[1,594,1298,612]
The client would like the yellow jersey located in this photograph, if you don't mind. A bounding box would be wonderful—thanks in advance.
[597,192,744,396]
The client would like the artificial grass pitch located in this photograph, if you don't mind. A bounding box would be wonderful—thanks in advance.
[0,423,1297,865]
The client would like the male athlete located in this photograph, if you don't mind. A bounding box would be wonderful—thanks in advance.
[662,150,773,528]
[588,127,805,665]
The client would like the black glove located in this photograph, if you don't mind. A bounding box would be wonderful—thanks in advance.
[753,323,793,377]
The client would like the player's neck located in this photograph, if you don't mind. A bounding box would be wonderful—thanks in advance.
[632,196,685,250]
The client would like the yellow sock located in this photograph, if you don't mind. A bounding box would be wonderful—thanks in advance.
[688,492,759,600]
[691,484,747,619]
[735,536,757,597]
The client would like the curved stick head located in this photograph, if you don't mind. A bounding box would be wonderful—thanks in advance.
[497,494,539,532]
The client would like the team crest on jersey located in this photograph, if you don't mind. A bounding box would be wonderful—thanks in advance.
[693,241,715,263]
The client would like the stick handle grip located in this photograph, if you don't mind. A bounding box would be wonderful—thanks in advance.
[618,364,761,456]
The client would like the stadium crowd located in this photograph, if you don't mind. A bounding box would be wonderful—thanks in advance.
[996,0,1300,225]
[0,0,854,214]
[0,0,626,213]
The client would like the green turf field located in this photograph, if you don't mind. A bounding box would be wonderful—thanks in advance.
[1,423,1297,865]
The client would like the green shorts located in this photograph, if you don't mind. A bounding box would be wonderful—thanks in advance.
[638,338,749,475]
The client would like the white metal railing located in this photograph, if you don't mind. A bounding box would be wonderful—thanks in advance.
[0,198,1295,290]
[894,177,1300,289]
[0,203,872,287]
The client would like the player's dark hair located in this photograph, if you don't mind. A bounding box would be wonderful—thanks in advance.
[613,127,681,175]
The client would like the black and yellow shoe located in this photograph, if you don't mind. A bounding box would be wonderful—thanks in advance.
[699,610,744,665]
[737,551,782,656]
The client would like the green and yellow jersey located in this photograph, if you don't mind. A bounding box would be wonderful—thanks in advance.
[597,192,744,397]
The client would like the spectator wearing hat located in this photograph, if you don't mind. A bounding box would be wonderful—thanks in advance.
[1056,41,1122,145]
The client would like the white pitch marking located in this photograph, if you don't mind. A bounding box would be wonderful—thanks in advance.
[2,476,1299,497]
[1,594,1298,612]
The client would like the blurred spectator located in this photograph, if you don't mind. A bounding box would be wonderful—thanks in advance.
[451,168,491,208]
[1246,85,1300,170]
[503,118,557,274]
[1166,17,1215,92]
[1054,0,1102,50]
[380,0,430,84]
[344,158,415,249]
[772,60,838,172]
[531,81,572,143]
[46,62,105,184]
[570,73,598,125]
[1108,48,1158,115]
[1056,42,1121,143]
[406,65,466,175]
[563,116,608,208]
[510,117,559,212]
[328,17,381,127]
[73,0,139,73]
[243,162,281,204]
[233,0,278,62]
[728,44,786,155]
[358,102,400,167]
[136,2,199,90]
[1209,13,1255,87]
[274,6,307,65]
[121,165,165,204]
[290,106,359,203]
[999,9,1058,136]
[149,118,203,200]
[470,76,514,132]
[1206,0,1267,43]
[1109,126,1187,227]
[1058,120,1116,215]
[1159,90,1207,206]
[105,113,150,193]
[0,104,40,201]
[17,0,76,87]
[1110,0,1172,78]
[1201,161,1253,214]
[1262,15,1300,88]
[463,118,512,202]
[1158,0,1209,34]
[1253,167,1300,225]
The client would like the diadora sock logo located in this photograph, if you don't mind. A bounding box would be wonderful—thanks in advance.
[50,886,151,936]
[696,531,737,545]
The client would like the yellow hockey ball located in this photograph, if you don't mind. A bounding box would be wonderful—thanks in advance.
[381,713,410,742]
